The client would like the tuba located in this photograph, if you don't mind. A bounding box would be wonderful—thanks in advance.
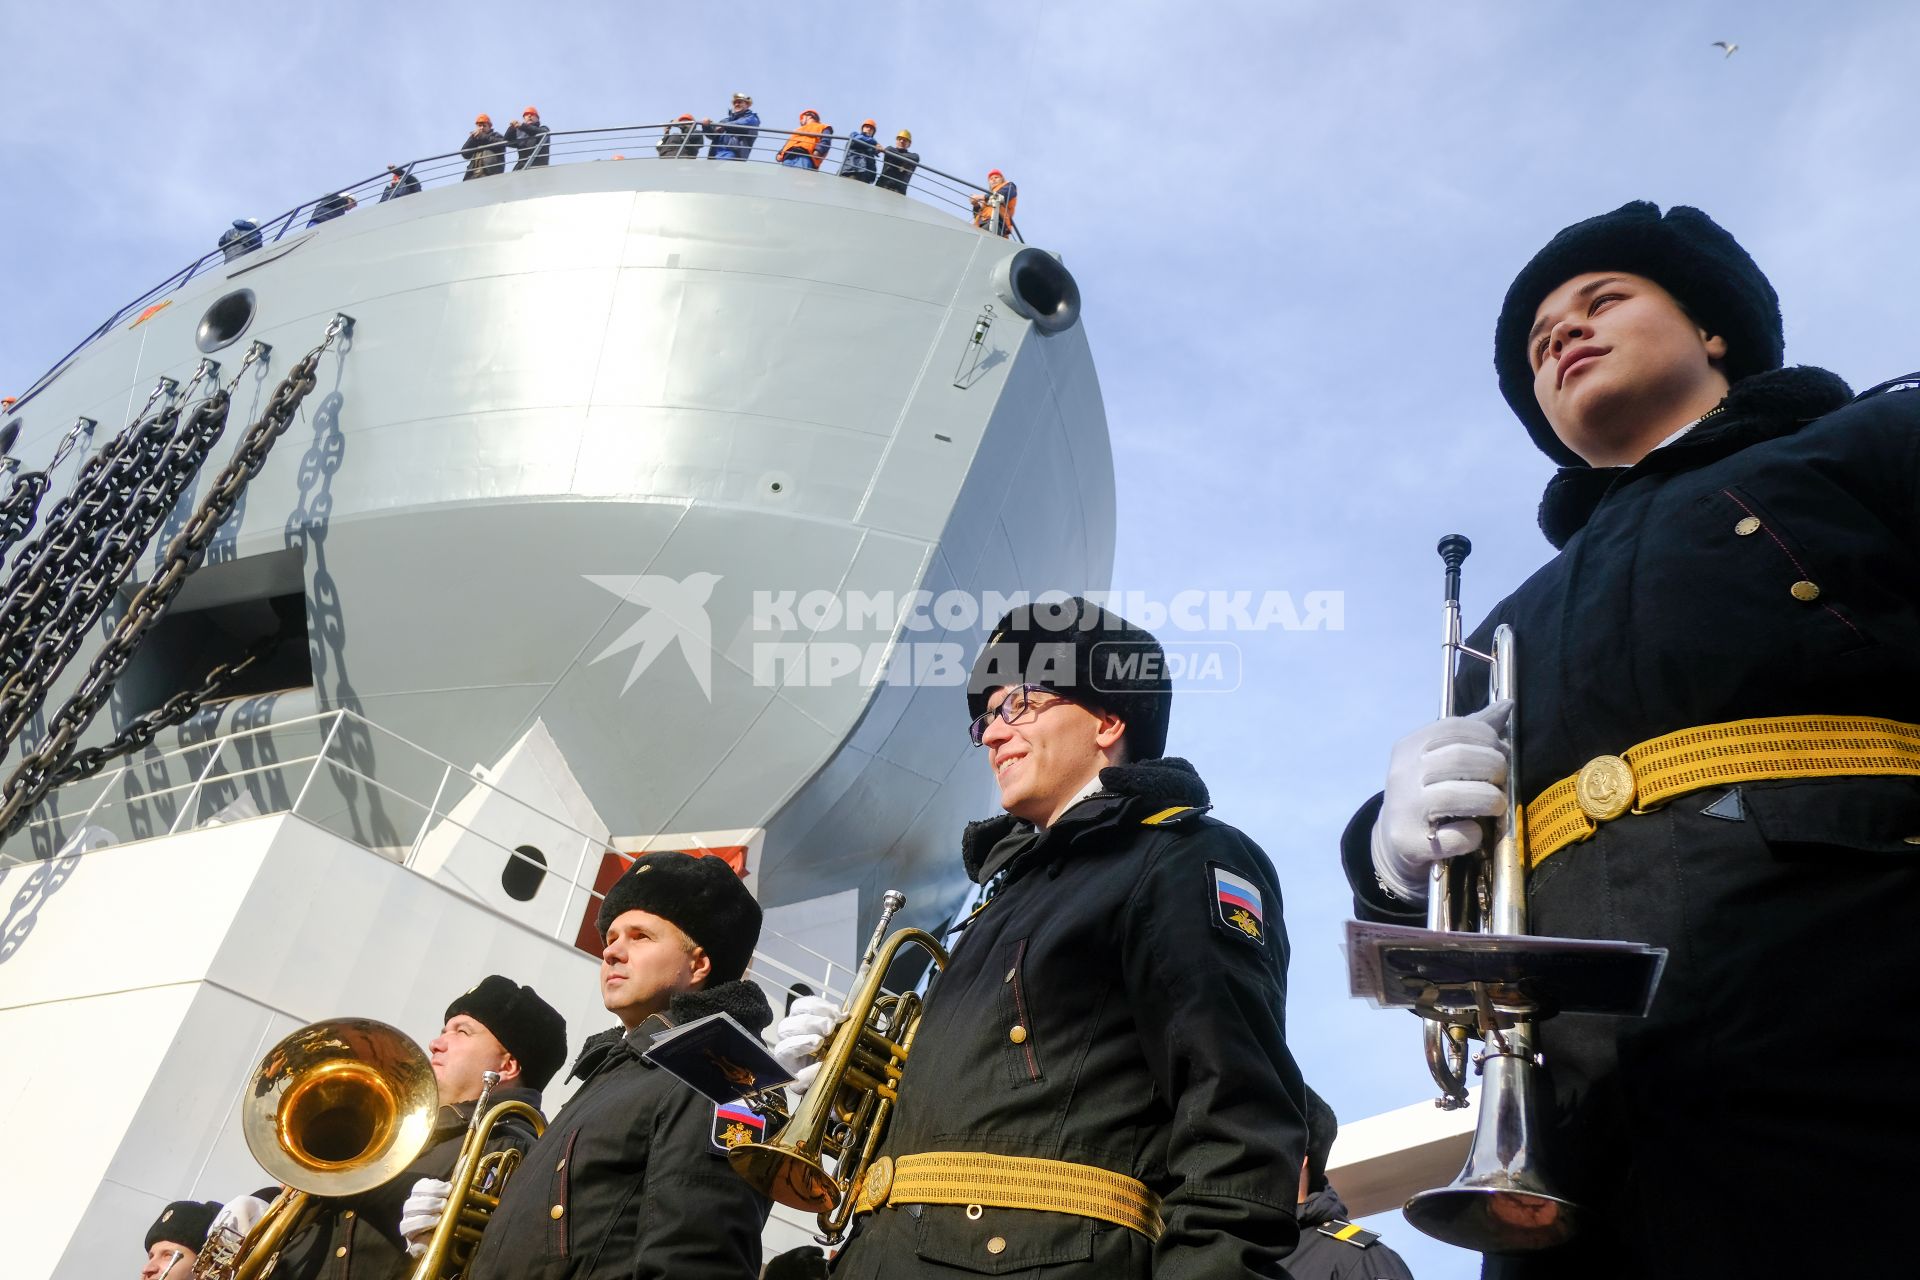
[1400,535,1581,1252]
[406,1069,547,1280]
[727,890,948,1244]
[194,1018,439,1280]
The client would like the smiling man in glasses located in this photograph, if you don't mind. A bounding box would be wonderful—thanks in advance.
[772,598,1307,1279]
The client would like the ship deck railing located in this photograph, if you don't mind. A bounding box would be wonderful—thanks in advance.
[7,121,1020,415]
[0,706,865,1005]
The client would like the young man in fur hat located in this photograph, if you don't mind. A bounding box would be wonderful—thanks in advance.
[1343,201,1920,1274]
[139,1200,222,1278]
[212,976,565,1280]
[775,599,1307,1279]
[465,852,772,1280]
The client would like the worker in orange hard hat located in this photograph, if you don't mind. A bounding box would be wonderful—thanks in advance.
[463,113,506,180]
[777,109,834,170]
[970,168,1018,237]
[507,105,550,169]
[658,112,707,159]
[839,117,882,184]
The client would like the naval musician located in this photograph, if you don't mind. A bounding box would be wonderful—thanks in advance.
[776,600,1309,1277]
[1344,200,1920,1274]
[213,976,564,1280]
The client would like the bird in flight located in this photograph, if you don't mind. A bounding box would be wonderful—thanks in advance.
[1711,40,1739,58]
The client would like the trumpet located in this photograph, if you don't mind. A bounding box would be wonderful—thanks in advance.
[195,1018,439,1280]
[1400,535,1580,1252]
[407,1069,547,1280]
[727,889,948,1244]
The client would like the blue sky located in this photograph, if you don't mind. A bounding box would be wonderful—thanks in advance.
[9,2,1919,1273]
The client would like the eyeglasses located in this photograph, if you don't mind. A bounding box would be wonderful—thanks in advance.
[969,683,1074,746]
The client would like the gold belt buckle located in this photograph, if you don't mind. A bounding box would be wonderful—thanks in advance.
[853,1155,894,1215]
[1575,754,1636,821]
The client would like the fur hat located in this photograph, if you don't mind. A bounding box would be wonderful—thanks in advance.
[595,852,762,983]
[146,1200,223,1252]
[444,975,569,1092]
[967,598,1172,761]
[1494,200,1783,467]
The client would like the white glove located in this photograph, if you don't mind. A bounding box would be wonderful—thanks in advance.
[399,1177,451,1256]
[773,995,840,1103]
[1371,701,1512,901]
[209,1194,272,1241]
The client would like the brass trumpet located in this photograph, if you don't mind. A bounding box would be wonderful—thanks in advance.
[407,1070,547,1280]
[728,890,948,1244]
[195,1017,439,1280]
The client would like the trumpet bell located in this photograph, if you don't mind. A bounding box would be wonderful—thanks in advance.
[1402,1053,1580,1252]
[727,1142,841,1213]
[242,1017,439,1198]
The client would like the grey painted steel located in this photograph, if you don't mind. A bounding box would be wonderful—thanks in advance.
[2,160,1114,932]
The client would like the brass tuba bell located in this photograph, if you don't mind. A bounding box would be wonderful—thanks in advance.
[195,1017,438,1280]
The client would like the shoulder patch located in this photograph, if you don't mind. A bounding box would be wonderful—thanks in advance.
[1316,1219,1380,1248]
[711,1100,766,1155]
[1207,862,1266,946]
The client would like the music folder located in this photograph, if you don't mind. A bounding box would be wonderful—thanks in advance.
[641,1011,795,1104]
[1345,920,1668,1022]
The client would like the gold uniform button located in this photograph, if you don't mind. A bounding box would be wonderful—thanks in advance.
[1734,516,1761,536]
[341,1211,354,1221]
[550,1204,565,1220]
[1008,1024,1028,1044]
[1575,755,1636,821]
[335,1247,348,1259]
[556,1158,567,1172]
[987,1236,1007,1255]
[1790,580,1821,602]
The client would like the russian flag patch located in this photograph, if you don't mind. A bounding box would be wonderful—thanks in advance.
[712,1100,767,1154]
[1209,863,1266,946]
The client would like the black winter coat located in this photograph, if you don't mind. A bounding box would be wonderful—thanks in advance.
[1342,367,1920,1276]
[263,1086,545,1280]
[465,981,773,1280]
[1282,1189,1414,1280]
[834,759,1306,1280]
[507,121,551,169]
[876,146,918,194]
[462,128,506,179]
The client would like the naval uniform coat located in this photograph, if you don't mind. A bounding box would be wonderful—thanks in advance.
[833,758,1307,1280]
[1341,366,1920,1275]
[262,1085,544,1280]
[464,981,772,1280]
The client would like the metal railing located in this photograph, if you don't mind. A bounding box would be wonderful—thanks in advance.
[6,120,1021,416]
[0,706,859,1003]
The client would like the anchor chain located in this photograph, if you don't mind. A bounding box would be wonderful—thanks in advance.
[0,419,93,563]
[0,363,240,743]
[0,315,350,839]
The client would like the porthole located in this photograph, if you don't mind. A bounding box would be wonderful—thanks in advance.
[502,843,549,901]
[196,289,257,353]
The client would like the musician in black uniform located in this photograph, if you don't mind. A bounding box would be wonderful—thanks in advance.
[465,852,772,1280]
[212,976,565,1280]
[140,1200,221,1278]
[1284,1089,1414,1280]
[1343,201,1920,1275]
[776,600,1308,1279]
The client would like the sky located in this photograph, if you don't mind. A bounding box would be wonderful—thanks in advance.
[8,2,1920,1274]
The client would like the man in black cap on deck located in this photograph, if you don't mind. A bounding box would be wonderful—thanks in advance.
[775,598,1307,1278]
[465,851,772,1280]
[1342,201,1920,1274]
[140,1200,222,1277]
[212,976,565,1280]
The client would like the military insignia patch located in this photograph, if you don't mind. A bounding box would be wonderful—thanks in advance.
[1208,863,1265,946]
[711,1101,767,1154]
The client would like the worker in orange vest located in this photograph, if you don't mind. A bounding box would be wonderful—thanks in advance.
[778,110,834,170]
[971,169,1018,237]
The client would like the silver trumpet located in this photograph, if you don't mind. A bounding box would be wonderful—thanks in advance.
[1402,534,1580,1252]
